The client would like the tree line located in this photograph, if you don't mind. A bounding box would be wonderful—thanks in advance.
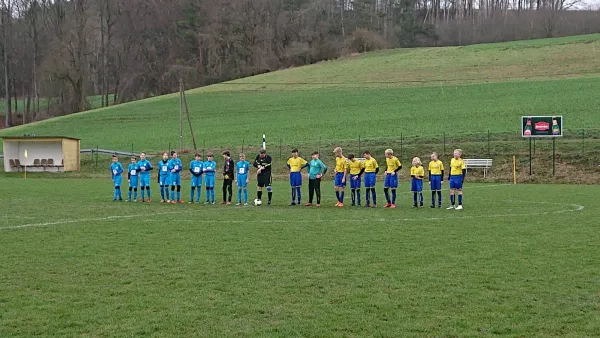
[1,0,599,128]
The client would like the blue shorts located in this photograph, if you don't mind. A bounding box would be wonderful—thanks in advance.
[237,175,248,188]
[290,172,302,187]
[159,175,170,186]
[450,175,463,190]
[191,175,202,187]
[430,175,442,191]
[350,174,361,189]
[139,175,150,187]
[411,178,423,192]
[129,176,139,188]
[334,172,346,187]
[364,173,376,188]
[113,176,122,187]
[384,173,398,189]
[170,174,181,186]
[205,175,215,188]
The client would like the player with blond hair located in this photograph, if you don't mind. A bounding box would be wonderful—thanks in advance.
[447,149,466,210]
[428,152,444,208]
[333,147,348,207]
[410,157,425,208]
[383,148,402,208]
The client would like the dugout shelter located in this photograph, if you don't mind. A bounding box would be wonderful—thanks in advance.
[2,136,80,173]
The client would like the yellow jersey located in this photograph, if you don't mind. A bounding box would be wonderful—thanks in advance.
[348,159,364,175]
[428,160,444,176]
[363,158,379,173]
[411,166,425,179]
[385,156,402,174]
[287,157,308,172]
[335,156,348,173]
[450,158,466,176]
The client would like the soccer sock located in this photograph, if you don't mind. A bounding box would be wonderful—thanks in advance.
[197,187,202,201]
[147,187,151,199]
[413,192,417,205]
[141,187,145,200]
[171,186,175,200]
[351,189,356,205]
[113,188,117,200]
[206,188,211,202]
[340,191,344,203]
[458,194,463,205]
[128,187,132,199]
[392,189,397,204]
[291,188,296,203]
[117,187,122,199]
[372,189,377,205]
[356,189,361,205]
[336,191,340,202]
[384,188,390,203]
[177,186,181,201]
[432,191,436,205]
[211,188,215,202]
[437,191,442,205]
[268,191,272,203]
[365,188,370,204]
[238,188,242,203]
[244,188,248,203]
[191,187,195,201]
[134,188,138,200]
[160,186,164,199]
[420,193,423,206]
[258,190,263,200]
[450,194,455,205]
[296,187,301,203]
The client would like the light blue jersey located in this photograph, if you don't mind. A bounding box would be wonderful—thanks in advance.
[110,162,124,200]
[137,159,153,187]
[128,163,140,188]
[203,160,216,188]
[190,160,204,187]
[236,160,251,187]
[158,160,170,185]
[168,158,183,186]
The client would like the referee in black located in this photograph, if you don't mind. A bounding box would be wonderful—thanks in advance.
[222,151,235,204]
[253,148,273,205]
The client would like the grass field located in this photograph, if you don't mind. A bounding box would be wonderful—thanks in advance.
[1,35,600,152]
[0,178,599,336]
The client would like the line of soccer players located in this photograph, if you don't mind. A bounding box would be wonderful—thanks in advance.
[109,147,466,209]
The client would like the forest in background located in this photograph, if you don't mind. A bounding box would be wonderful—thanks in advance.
[1,0,599,127]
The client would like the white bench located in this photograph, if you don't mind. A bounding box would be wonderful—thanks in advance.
[464,159,493,177]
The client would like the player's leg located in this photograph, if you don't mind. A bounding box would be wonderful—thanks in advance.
[356,176,361,206]
[296,174,302,204]
[227,180,233,204]
[364,177,370,206]
[190,178,196,202]
[383,174,391,206]
[447,178,456,209]
[243,186,248,205]
[237,183,242,205]
[290,173,296,205]
[257,179,263,201]
[222,179,227,204]
[307,179,314,205]
[315,178,321,206]
[456,182,464,209]
[267,183,273,205]
[146,180,151,201]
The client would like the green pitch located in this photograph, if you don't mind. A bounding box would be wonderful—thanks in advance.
[1,178,598,336]
[1,35,600,151]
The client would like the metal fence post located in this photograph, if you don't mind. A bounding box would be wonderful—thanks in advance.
[487,129,490,157]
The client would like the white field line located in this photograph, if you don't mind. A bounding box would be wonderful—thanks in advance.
[1,212,179,231]
[1,184,585,231]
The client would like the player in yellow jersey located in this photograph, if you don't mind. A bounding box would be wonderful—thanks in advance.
[333,147,348,207]
[347,154,365,206]
[447,149,466,210]
[428,152,445,208]
[362,151,379,207]
[410,157,425,208]
[287,148,309,206]
[383,149,402,208]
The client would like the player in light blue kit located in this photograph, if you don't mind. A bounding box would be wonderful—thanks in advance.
[235,153,251,206]
[168,151,184,204]
[189,153,204,203]
[127,156,139,202]
[157,152,170,203]
[203,153,217,204]
[110,154,124,201]
[137,152,153,203]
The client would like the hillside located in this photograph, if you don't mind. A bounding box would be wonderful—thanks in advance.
[1,34,600,153]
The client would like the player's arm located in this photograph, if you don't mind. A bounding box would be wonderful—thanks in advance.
[428,170,431,182]
[146,162,153,171]
[253,156,260,168]
[358,168,365,177]
[418,169,424,180]
[441,170,445,182]
[462,168,467,182]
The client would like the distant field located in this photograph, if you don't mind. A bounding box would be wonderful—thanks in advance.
[0,178,598,336]
[0,94,113,115]
[0,34,599,152]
